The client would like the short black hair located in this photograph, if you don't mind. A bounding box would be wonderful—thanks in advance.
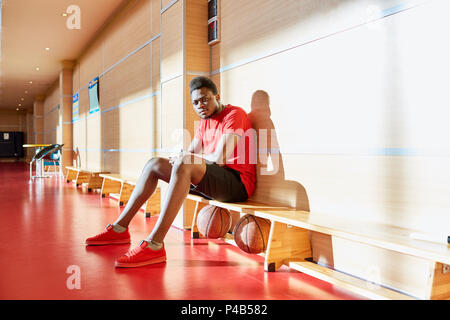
[189,76,218,95]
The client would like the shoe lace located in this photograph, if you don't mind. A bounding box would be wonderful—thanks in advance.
[125,240,147,258]
[93,224,113,239]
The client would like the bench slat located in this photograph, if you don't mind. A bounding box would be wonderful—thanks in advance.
[186,194,291,213]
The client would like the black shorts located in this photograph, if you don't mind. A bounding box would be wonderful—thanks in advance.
[189,163,248,203]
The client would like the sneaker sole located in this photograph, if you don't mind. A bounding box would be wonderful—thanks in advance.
[86,239,131,246]
[114,256,167,268]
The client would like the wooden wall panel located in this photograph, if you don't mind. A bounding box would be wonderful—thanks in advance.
[79,40,103,90]
[103,0,151,71]
[151,37,161,92]
[0,111,23,131]
[74,90,89,168]
[101,46,151,109]
[119,150,151,180]
[72,121,82,167]
[161,0,174,10]
[153,94,161,151]
[160,76,183,152]
[43,83,60,145]
[218,0,402,71]
[151,0,161,36]
[185,0,209,72]
[25,112,34,158]
[215,0,450,233]
[70,0,160,180]
[73,63,80,93]
[184,74,202,145]
[43,83,59,114]
[100,108,119,151]
[86,115,102,171]
[102,150,120,175]
[160,0,183,81]
[77,89,89,119]
[118,99,152,150]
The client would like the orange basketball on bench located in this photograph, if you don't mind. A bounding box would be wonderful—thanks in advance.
[197,205,232,239]
[233,215,271,254]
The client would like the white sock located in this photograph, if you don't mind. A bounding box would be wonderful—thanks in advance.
[145,238,163,250]
[112,223,127,233]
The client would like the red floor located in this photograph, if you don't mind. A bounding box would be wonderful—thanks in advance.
[0,162,364,300]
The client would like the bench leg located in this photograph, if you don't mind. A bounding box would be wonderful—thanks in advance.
[100,179,121,198]
[144,187,161,217]
[66,169,77,183]
[189,201,208,238]
[87,173,104,191]
[119,183,135,206]
[264,221,312,272]
[75,171,90,187]
[430,262,450,299]
[190,201,201,239]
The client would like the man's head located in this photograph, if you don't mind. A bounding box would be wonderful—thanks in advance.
[189,76,221,119]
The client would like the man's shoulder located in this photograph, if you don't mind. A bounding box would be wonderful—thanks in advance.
[224,105,248,117]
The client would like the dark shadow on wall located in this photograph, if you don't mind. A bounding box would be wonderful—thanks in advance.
[248,90,310,211]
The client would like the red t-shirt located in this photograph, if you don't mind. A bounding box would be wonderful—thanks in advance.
[194,104,256,198]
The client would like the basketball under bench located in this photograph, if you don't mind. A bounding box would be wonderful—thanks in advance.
[185,194,450,300]
[99,173,161,218]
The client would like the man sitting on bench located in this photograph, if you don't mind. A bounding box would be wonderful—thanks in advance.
[86,76,256,268]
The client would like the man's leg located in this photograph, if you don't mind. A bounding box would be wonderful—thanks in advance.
[114,154,206,267]
[148,154,206,243]
[114,157,173,228]
[86,157,174,246]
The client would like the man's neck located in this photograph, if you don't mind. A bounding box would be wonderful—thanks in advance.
[211,103,225,117]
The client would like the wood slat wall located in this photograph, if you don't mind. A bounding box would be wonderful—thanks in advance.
[213,0,450,234]
[69,0,160,176]
[42,83,59,145]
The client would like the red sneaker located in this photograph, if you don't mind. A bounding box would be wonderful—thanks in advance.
[115,240,166,268]
[85,224,131,245]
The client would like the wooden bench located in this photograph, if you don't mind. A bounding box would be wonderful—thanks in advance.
[65,166,110,191]
[186,194,450,300]
[255,209,450,300]
[99,173,161,217]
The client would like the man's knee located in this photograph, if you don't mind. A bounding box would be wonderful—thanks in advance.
[172,155,193,175]
[144,157,167,174]
[172,155,206,185]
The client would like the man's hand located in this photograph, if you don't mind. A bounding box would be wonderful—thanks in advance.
[169,151,204,166]
[168,150,184,165]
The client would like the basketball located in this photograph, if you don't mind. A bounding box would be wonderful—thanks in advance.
[233,215,271,254]
[196,205,232,239]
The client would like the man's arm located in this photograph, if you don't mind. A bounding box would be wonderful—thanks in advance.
[201,133,240,166]
[175,134,240,166]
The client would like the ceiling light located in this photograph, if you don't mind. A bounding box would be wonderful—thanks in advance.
[16,108,19,111]
[36,67,40,71]
[29,81,33,84]
[45,47,50,51]
[18,104,22,107]
[62,13,68,17]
